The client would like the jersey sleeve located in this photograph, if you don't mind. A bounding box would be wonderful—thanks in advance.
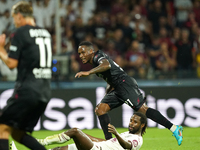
[8,30,24,60]
[93,51,107,65]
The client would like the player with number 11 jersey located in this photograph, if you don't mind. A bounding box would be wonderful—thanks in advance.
[0,1,53,149]
[9,25,52,102]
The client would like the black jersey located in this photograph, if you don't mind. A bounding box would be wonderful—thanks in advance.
[93,50,127,87]
[8,25,52,102]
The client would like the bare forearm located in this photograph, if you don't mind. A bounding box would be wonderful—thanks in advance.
[0,49,9,66]
[0,49,18,69]
[89,64,110,75]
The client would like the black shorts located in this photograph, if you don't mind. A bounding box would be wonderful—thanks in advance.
[101,76,146,111]
[0,97,48,133]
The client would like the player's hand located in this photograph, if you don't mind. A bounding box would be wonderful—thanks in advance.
[75,71,90,78]
[108,123,119,136]
[0,34,6,49]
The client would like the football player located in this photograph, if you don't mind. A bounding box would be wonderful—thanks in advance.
[74,41,183,145]
[0,1,52,150]
[32,112,147,150]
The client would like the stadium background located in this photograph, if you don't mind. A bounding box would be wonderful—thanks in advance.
[0,0,200,130]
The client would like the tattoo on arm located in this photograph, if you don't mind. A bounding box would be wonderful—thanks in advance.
[89,59,111,75]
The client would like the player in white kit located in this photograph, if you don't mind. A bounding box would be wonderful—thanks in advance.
[35,112,147,150]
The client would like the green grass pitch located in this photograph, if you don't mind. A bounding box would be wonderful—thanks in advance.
[9,127,200,150]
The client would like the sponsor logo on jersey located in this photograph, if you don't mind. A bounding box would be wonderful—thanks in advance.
[33,68,52,79]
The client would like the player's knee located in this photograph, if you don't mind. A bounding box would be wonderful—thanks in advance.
[95,105,108,116]
[66,128,81,136]
[0,124,12,138]
[137,103,149,114]
[95,107,104,116]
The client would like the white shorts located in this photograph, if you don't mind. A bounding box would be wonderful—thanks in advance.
[90,143,102,150]
[68,143,102,150]
[68,144,77,150]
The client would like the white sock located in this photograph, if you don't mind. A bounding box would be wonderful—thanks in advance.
[10,141,18,150]
[170,125,177,132]
[45,132,70,145]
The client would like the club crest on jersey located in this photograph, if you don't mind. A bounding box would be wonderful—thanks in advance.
[132,140,138,147]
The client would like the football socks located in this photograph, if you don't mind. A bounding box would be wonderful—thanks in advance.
[20,134,46,150]
[98,114,112,140]
[146,108,173,129]
[37,132,70,146]
[0,139,9,150]
[170,124,177,132]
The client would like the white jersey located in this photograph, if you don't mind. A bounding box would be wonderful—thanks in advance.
[67,132,143,150]
[95,131,143,150]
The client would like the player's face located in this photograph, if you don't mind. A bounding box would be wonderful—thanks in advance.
[78,46,92,64]
[12,13,22,28]
[128,115,142,134]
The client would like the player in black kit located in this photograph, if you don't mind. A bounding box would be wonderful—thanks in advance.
[0,1,52,150]
[75,41,183,146]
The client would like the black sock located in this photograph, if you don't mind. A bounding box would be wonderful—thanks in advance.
[146,108,173,129]
[98,114,112,140]
[0,139,8,150]
[20,134,46,150]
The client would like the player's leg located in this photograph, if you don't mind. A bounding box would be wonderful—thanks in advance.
[37,128,94,150]
[65,128,95,150]
[95,91,124,140]
[137,103,183,146]
[0,124,12,150]
[37,131,70,146]
[0,97,18,150]
[50,143,78,150]
[43,128,94,150]
[6,99,48,150]
[137,103,174,130]
[51,145,69,150]
[116,76,183,145]
[95,103,111,140]
[18,100,48,150]
[11,129,46,150]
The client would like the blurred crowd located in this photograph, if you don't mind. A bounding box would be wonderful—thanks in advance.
[1,0,200,81]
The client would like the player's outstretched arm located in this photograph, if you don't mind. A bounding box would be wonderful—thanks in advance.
[75,59,111,78]
[108,124,132,149]
[0,34,18,69]
[88,59,111,75]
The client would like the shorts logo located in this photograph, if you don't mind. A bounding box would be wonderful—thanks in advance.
[15,94,18,99]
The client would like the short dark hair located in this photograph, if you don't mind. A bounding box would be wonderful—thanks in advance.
[134,112,147,136]
[12,1,33,17]
[79,41,94,51]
